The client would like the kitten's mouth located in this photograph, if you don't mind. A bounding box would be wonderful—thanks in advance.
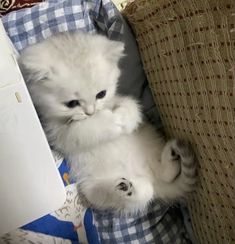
[66,118,75,124]
[66,116,87,124]
[66,118,80,124]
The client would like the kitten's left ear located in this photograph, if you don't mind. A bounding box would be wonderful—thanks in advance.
[18,44,54,84]
[106,41,125,63]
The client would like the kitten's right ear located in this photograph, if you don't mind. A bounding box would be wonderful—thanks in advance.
[106,41,125,63]
[18,46,52,84]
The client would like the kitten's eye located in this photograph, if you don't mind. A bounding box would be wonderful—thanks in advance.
[65,100,80,108]
[96,90,106,99]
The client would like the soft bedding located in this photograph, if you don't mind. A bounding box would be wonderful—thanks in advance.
[1,0,193,243]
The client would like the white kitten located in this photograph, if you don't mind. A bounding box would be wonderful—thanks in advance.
[19,32,196,213]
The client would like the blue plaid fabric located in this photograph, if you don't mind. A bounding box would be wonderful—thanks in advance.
[93,202,191,244]
[2,0,124,51]
[1,0,193,243]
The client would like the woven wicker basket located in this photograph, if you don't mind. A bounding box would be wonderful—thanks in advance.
[123,0,235,243]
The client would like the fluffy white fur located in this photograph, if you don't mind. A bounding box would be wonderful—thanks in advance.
[19,32,197,213]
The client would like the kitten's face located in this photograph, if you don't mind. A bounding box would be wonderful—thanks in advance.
[20,33,124,125]
[28,57,119,124]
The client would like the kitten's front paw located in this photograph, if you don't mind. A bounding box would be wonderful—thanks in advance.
[113,105,141,134]
[98,109,123,138]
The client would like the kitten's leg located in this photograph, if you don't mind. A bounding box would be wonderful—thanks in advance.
[80,177,154,212]
[68,95,142,150]
[79,178,120,210]
[115,177,154,212]
[155,139,197,200]
[112,96,142,134]
[58,96,142,152]
[66,109,124,150]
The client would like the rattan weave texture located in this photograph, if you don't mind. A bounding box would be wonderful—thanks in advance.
[123,0,235,243]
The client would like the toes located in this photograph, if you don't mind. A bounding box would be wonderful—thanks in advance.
[117,182,129,191]
[176,139,193,158]
[171,148,180,161]
[170,139,195,163]
[116,178,133,197]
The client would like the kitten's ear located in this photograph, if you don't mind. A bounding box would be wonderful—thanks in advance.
[18,46,53,84]
[106,41,125,63]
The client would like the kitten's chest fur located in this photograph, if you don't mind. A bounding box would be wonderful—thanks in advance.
[72,124,163,182]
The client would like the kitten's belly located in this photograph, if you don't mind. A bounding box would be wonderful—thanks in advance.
[76,124,163,180]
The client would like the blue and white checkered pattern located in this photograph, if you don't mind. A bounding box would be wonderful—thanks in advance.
[93,201,191,243]
[1,0,193,243]
[2,0,124,51]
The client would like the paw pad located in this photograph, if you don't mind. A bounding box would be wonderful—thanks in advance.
[116,178,133,197]
[171,149,180,161]
[117,182,129,191]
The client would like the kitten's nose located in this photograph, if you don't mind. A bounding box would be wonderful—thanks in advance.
[84,106,95,116]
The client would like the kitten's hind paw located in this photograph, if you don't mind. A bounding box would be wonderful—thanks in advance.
[173,139,197,192]
[115,178,133,197]
[161,139,197,187]
[114,177,154,212]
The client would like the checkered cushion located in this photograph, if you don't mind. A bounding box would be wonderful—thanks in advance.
[2,0,123,51]
[94,202,191,243]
